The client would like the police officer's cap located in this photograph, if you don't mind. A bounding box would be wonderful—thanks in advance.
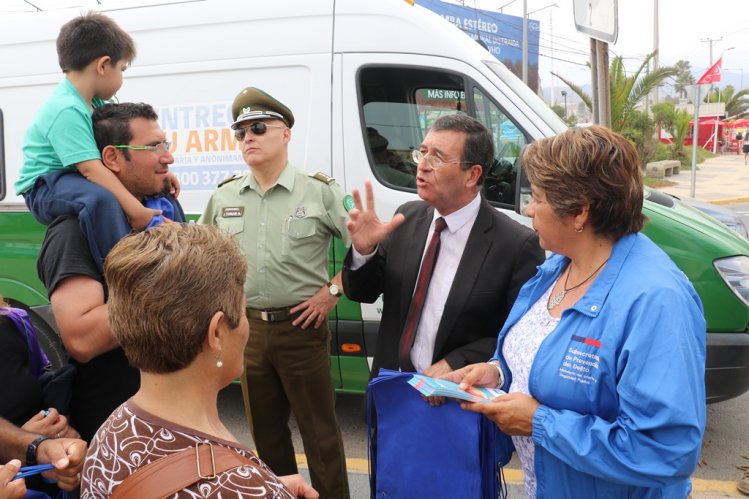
[231,87,295,129]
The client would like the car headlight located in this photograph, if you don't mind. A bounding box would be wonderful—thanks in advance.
[714,256,749,306]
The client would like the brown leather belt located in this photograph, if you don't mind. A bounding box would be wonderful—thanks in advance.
[246,306,297,322]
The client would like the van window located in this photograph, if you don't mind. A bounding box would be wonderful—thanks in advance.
[473,86,527,205]
[358,66,527,207]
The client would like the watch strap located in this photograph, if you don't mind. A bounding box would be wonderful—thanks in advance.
[327,281,342,297]
[26,435,50,466]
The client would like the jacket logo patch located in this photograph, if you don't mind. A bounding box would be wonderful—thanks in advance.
[294,206,306,218]
[221,207,244,218]
[571,335,602,348]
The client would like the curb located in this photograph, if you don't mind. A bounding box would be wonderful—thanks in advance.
[710,196,749,206]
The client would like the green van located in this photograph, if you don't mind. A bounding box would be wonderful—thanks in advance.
[1,0,747,404]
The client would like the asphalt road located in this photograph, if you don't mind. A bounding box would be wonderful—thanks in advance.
[730,202,749,225]
[218,203,749,499]
[30,201,745,497]
[218,383,749,498]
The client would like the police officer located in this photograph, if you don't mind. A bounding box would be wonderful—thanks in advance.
[200,87,350,499]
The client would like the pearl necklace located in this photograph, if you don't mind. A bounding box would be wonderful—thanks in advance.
[547,258,610,311]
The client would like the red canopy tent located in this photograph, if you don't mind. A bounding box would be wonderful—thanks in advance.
[687,117,725,151]
[726,118,749,128]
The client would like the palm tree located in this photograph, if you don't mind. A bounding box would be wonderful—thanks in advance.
[553,51,679,132]
[673,60,695,99]
[706,85,749,118]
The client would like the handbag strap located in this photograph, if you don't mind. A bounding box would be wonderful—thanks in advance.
[0,307,49,378]
[111,442,255,499]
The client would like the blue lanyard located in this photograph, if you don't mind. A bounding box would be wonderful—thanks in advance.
[13,464,70,498]
[13,463,54,480]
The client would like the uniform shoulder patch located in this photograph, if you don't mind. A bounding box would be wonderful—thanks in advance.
[311,171,335,185]
[217,174,241,188]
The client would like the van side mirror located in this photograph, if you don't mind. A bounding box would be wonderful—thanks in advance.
[514,145,531,216]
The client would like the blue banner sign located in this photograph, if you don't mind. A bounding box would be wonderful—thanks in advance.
[418,0,540,90]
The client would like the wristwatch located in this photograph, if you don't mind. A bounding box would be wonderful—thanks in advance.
[327,281,342,298]
[26,435,50,466]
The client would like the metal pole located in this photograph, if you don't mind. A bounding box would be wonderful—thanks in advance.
[701,36,721,97]
[562,91,567,117]
[522,0,528,84]
[550,9,555,104]
[691,85,701,198]
[597,40,611,128]
[653,0,659,104]
[591,39,599,125]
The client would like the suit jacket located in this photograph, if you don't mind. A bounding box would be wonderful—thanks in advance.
[343,197,544,377]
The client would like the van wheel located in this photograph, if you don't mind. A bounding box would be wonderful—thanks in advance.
[7,300,69,369]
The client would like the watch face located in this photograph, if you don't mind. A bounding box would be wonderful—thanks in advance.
[329,284,340,296]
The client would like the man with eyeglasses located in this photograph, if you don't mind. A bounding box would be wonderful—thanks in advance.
[36,102,186,442]
[343,114,544,385]
[200,87,350,499]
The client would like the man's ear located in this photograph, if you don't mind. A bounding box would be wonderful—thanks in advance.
[282,127,292,145]
[101,145,122,172]
[465,164,483,188]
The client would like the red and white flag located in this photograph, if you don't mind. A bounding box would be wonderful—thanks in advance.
[697,57,722,85]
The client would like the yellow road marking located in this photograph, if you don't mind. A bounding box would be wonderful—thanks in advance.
[291,454,743,495]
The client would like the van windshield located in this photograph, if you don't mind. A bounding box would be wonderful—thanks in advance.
[359,65,531,208]
[483,60,568,135]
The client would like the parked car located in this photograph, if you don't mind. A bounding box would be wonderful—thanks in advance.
[674,195,749,240]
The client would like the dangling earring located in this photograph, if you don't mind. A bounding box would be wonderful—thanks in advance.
[216,352,223,368]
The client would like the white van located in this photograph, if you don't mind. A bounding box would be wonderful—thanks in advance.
[1,0,748,402]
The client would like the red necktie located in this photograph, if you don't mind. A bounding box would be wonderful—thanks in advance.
[399,217,448,372]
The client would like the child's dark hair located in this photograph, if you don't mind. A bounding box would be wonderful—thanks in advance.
[56,12,136,72]
[93,102,159,158]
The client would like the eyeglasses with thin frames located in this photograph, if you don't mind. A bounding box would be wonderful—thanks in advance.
[234,121,285,141]
[114,140,172,154]
[411,149,472,170]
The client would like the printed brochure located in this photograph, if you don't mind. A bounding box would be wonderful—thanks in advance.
[408,374,505,403]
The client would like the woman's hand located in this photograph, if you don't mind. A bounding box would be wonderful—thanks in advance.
[461,392,540,436]
[279,474,319,498]
[441,362,499,389]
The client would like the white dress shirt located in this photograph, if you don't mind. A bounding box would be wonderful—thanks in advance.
[351,194,481,372]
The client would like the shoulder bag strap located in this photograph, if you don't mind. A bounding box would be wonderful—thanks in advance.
[111,442,255,499]
[0,307,49,377]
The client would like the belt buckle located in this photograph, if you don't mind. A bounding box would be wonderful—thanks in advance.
[260,310,272,322]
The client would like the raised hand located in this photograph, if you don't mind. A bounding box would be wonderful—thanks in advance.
[345,181,405,254]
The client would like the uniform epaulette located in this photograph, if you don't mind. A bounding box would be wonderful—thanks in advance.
[311,171,335,185]
[217,174,241,188]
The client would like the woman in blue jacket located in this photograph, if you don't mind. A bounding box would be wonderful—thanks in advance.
[446,125,706,498]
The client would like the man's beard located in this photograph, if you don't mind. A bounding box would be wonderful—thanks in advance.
[158,177,171,197]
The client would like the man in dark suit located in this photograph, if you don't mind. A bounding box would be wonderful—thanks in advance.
[343,114,544,379]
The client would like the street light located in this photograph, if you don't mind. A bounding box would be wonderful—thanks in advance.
[498,0,519,12]
[725,67,744,90]
[521,2,558,85]
[561,90,567,118]
[527,2,558,16]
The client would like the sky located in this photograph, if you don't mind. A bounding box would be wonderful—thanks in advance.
[469,0,749,97]
[4,0,748,98]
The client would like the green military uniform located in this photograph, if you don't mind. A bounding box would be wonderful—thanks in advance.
[200,163,351,499]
